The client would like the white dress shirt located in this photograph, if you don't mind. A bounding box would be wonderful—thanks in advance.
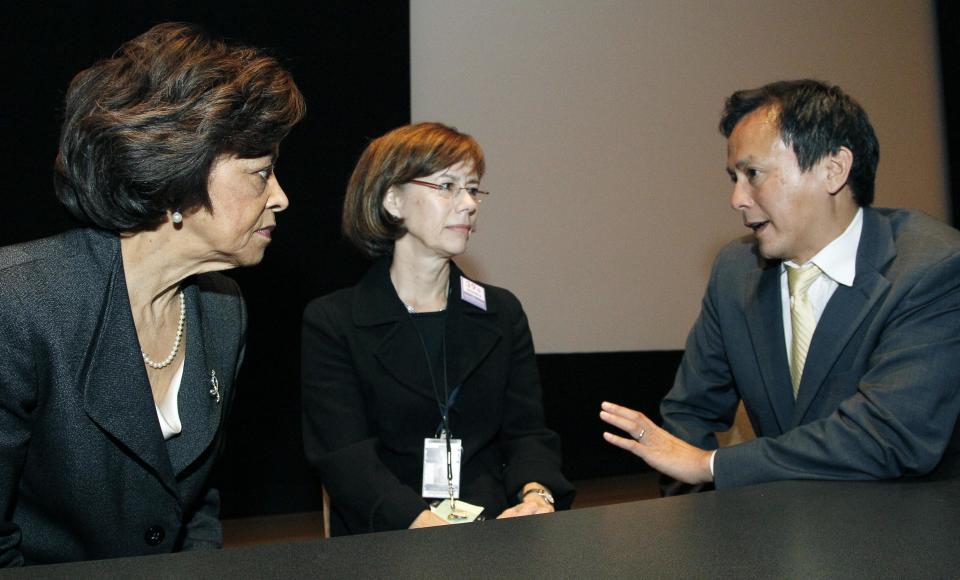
[780,208,863,364]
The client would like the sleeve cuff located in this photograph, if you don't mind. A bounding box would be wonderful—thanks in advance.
[370,487,429,532]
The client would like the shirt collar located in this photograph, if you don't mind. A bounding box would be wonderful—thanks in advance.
[783,207,863,287]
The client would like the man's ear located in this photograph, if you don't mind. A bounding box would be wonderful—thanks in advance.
[825,146,853,195]
[383,186,403,219]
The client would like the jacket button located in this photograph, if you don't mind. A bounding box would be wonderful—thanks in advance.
[144,525,165,546]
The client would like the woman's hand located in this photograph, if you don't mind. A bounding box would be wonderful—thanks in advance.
[600,401,714,485]
[497,483,556,519]
[408,509,450,529]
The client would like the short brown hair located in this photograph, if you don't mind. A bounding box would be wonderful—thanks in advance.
[54,22,306,231]
[343,122,485,257]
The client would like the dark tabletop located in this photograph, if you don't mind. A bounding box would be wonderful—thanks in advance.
[6,478,960,579]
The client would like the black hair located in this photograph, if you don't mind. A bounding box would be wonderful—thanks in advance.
[720,79,879,206]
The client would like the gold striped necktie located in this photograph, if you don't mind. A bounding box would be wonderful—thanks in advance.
[787,264,822,398]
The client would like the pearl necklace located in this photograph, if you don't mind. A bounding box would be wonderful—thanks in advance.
[141,291,185,369]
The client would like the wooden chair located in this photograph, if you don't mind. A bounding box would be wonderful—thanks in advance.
[322,486,331,539]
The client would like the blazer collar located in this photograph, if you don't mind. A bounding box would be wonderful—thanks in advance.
[444,265,502,389]
[353,258,502,400]
[352,257,499,325]
[80,240,178,494]
[81,235,227,490]
[793,207,895,423]
[744,208,897,428]
[163,281,225,475]
[744,257,795,433]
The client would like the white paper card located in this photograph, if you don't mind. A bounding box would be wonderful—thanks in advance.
[422,437,462,498]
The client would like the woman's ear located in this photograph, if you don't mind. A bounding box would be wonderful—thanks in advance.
[383,186,403,219]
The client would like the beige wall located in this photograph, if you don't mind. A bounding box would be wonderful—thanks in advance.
[411,0,947,353]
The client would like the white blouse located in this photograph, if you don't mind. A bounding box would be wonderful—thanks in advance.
[155,359,185,440]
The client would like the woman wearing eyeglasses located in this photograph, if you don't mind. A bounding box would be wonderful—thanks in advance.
[301,122,573,535]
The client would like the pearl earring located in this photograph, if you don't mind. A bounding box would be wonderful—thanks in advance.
[172,211,183,224]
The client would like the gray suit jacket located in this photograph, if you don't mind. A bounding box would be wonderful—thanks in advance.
[661,208,960,488]
[0,228,246,566]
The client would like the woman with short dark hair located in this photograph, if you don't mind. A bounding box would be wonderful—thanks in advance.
[0,22,305,566]
[302,122,574,536]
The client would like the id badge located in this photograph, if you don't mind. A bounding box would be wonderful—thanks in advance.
[422,437,462,498]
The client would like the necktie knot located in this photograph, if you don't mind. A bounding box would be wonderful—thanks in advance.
[787,264,821,298]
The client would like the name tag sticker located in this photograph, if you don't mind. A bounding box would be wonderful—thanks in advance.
[460,276,487,310]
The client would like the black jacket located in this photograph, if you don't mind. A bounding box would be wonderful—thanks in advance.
[301,258,573,535]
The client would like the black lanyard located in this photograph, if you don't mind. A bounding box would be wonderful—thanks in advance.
[407,310,458,501]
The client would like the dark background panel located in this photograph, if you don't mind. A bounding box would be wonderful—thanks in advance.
[538,351,683,480]
[937,0,960,226]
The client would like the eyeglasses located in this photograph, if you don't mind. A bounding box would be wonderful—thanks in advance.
[408,179,489,203]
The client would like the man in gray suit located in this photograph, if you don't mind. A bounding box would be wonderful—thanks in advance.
[601,79,960,489]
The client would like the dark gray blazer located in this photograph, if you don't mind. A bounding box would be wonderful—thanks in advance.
[302,258,573,536]
[662,208,960,488]
[0,228,246,566]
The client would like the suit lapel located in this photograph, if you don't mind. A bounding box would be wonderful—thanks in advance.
[356,259,435,399]
[793,208,895,423]
[375,323,437,400]
[445,265,502,390]
[81,249,177,495]
[744,263,794,433]
[164,281,224,475]
[355,259,502,400]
